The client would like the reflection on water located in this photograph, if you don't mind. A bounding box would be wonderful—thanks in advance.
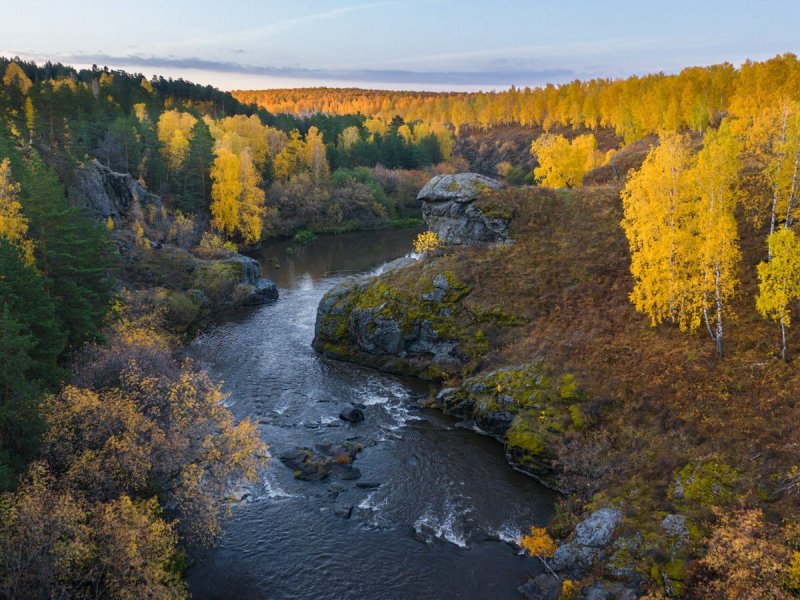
[252,228,423,289]
[187,227,554,600]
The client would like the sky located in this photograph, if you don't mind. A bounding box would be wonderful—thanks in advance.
[1,0,799,91]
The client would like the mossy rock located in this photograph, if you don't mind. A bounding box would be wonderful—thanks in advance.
[671,460,740,508]
[313,265,521,379]
[436,363,586,488]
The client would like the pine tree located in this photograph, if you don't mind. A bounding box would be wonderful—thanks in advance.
[20,154,117,348]
[180,118,214,213]
[0,240,65,490]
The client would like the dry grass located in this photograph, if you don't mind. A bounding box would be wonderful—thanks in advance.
[414,182,800,523]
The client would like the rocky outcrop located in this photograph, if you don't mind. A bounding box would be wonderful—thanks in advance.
[519,508,637,600]
[313,267,477,379]
[239,278,279,305]
[552,508,622,576]
[433,365,587,489]
[193,253,278,306]
[76,159,161,221]
[417,173,507,245]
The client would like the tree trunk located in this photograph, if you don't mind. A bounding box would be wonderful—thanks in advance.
[781,319,788,362]
[715,265,724,358]
[785,152,799,228]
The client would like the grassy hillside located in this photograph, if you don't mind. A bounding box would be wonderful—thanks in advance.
[322,179,800,595]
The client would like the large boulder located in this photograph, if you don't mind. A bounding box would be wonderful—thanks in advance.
[75,159,161,220]
[313,270,468,379]
[199,254,261,285]
[279,442,363,482]
[551,508,623,577]
[193,253,278,305]
[239,278,279,305]
[574,508,623,548]
[417,173,507,245]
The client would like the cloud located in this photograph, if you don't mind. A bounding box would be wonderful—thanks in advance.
[58,53,575,87]
[153,2,403,52]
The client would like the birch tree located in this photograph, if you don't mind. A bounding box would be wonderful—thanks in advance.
[689,124,743,357]
[756,227,800,361]
[621,132,696,329]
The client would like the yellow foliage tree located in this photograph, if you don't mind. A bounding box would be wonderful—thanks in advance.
[157,110,197,172]
[530,133,603,189]
[756,227,800,360]
[621,133,696,330]
[689,123,743,357]
[24,97,35,143]
[431,123,455,161]
[0,464,187,599]
[520,526,559,578]
[2,62,32,93]
[364,117,388,140]
[273,130,305,180]
[304,126,330,182]
[210,148,265,244]
[0,157,34,264]
[338,125,361,150]
[397,123,413,144]
[213,115,271,171]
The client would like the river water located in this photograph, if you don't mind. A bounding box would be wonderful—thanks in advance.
[187,228,554,600]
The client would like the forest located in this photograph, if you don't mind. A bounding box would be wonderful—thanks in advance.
[0,51,799,598]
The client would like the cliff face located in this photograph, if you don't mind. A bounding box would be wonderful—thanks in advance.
[417,173,508,245]
[75,159,162,221]
[312,264,479,380]
[313,173,520,380]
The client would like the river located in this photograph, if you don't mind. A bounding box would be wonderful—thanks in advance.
[186,228,554,600]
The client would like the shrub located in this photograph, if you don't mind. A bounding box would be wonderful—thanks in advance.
[293,229,316,244]
[414,230,442,254]
[165,292,201,328]
[192,232,236,259]
[194,263,239,306]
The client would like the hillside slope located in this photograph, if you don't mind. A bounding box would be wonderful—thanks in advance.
[313,181,800,597]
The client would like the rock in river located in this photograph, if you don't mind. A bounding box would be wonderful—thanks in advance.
[339,404,365,423]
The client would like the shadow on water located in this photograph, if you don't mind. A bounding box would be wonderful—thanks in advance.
[187,227,554,600]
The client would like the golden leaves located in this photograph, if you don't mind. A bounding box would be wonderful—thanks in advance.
[530,133,604,189]
[520,526,557,559]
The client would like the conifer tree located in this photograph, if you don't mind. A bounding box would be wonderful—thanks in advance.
[20,155,116,347]
[180,118,215,213]
[0,240,65,489]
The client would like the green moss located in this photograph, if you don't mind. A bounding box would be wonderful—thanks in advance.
[559,374,580,400]
[569,404,587,429]
[507,414,546,455]
[663,558,686,580]
[673,461,740,507]
[686,519,704,541]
